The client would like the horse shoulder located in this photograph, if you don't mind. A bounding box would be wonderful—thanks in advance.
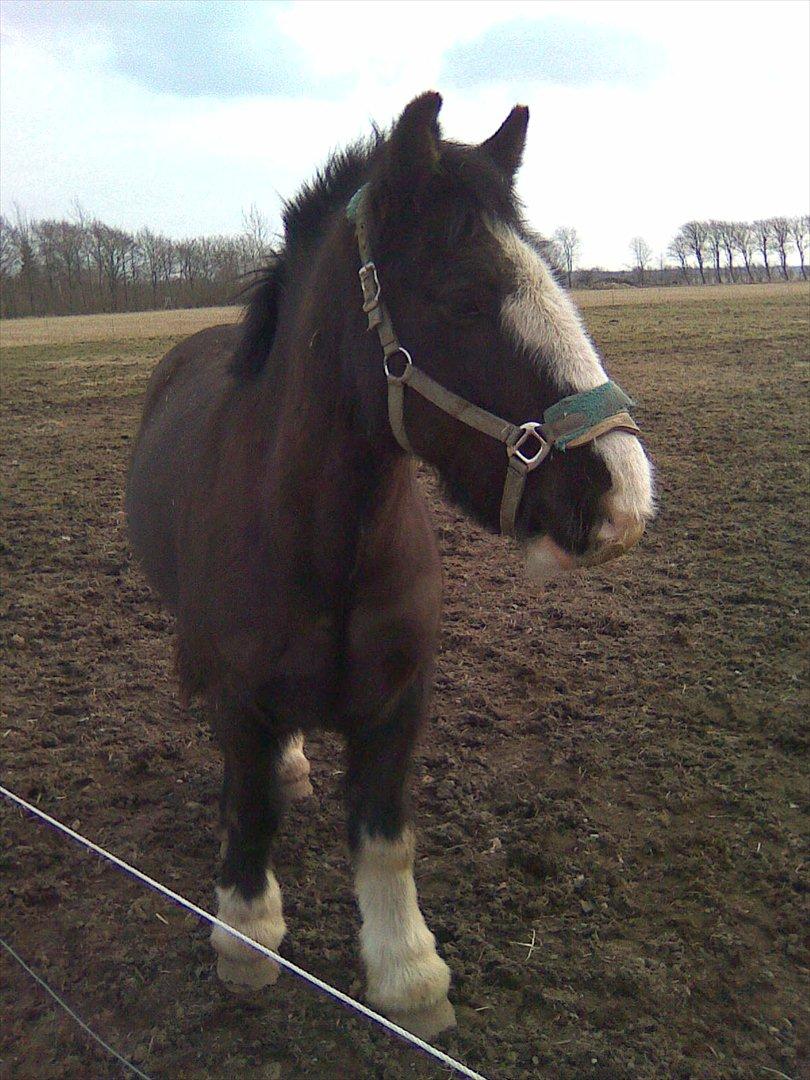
[343,470,442,719]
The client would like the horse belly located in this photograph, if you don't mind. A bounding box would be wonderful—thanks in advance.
[126,325,238,609]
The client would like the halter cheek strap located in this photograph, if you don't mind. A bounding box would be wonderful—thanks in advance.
[346,185,641,537]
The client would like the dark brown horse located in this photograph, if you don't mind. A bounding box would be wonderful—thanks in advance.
[126,93,654,1038]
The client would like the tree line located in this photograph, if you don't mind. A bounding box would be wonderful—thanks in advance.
[666,217,808,285]
[553,215,808,288]
[0,205,273,319]
[1,207,808,320]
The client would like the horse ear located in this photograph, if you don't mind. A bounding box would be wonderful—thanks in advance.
[480,105,529,177]
[387,91,443,189]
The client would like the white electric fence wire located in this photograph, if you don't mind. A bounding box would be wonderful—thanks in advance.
[0,936,153,1080]
[1,785,488,1080]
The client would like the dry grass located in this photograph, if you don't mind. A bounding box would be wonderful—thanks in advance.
[0,305,240,349]
[574,280,808,308]
[1,282,807,350]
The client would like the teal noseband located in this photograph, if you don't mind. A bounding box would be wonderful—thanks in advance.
[542,381,638,451]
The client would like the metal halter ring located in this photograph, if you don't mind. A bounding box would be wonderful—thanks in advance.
[384,347,413,383]
[508,422,551,470]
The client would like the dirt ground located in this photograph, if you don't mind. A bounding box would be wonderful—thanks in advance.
[1,283,808,1080]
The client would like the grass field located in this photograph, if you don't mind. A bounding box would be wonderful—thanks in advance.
[0,281,803,348]
[1,283,808,1080]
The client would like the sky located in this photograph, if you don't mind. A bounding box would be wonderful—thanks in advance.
[1,0,808,270]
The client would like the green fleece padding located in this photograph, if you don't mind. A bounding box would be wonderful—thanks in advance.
[543,381,636,450]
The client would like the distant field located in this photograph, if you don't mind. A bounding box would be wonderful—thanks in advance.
[0,281,806,348]
[575,279,807,307]
[0,304,241,348]
[1,282,808,1080]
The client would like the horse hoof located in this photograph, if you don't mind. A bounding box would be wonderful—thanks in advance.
[386,996,457,1040]
[216,953,280,993]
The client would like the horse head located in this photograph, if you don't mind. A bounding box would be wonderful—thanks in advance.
[351,92,655,580]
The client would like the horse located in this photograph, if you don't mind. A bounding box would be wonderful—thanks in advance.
[125,92,654,1039]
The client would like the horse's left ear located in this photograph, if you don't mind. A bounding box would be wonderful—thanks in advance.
[480,105,529,177]
[387,91,443,190]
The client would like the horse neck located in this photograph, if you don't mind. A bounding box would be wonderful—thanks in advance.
[260,223,412,563]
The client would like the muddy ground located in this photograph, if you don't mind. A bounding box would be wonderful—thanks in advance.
[1,285,808,1079]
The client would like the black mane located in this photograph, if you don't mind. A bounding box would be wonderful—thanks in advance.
[282,135,381,253]
[231,136,381,379]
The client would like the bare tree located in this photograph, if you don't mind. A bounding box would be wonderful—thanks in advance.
[0,215,18,276]
[552,226,580,288]
[731,222,757,283]
[158,235,177,302]
[241,203,272,271]
[91,222,134,310]
[752,219,775,281]
[58,222,86,311]
[681,221,708,284]
[12,206,39,314]
[629,236,653,286]
[789,214,809,280]
[1,207,260,315]
[706,221,724,284]
[0,215,21,316]
[138,227,165,308]
[14,202,809,317]
[34,220,62,310]
[717,221,737,283]
[770,217,793,281]
[177,239,201,288]
[667,233,691,283]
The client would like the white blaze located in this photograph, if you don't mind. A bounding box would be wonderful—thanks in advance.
[495,222,608,391]
[493,222,655,527]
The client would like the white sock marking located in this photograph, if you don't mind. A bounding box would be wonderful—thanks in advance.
[278,731,312,798]
[211,870,286,988]
[354,830,451,1015]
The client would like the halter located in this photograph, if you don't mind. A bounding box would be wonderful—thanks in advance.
[346,185,641,537]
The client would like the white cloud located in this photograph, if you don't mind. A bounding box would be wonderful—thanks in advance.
[1,0,807,268]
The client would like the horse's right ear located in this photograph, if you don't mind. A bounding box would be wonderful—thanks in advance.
[386,91,442,190]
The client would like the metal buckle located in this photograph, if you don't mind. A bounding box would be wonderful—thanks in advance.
[508,422,550,470]
[383,347,413,382]
[358,262,381,312]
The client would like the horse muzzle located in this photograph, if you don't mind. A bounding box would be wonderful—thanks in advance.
[524,511,647,584]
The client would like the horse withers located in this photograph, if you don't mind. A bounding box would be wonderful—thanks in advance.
[126,92,654,1039]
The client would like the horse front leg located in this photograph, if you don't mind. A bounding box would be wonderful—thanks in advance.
[211,706,287,992]
[345,677,455,1040]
